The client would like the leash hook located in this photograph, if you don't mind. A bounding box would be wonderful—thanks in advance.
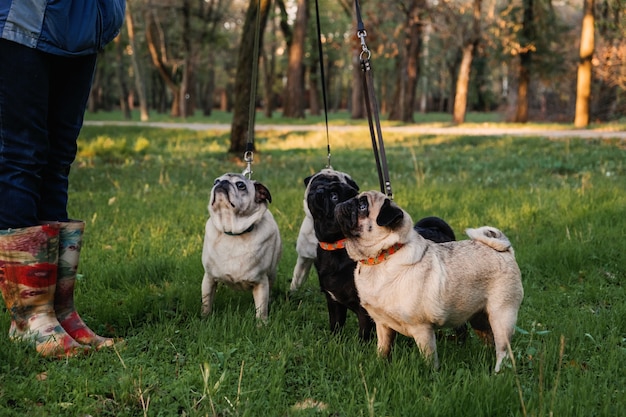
[242,150,254,179]
[357,29,371,62]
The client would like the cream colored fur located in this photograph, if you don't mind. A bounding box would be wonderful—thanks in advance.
[201,173,281,321]
[338,191,523,372]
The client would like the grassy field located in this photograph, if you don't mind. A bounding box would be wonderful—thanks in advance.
[0,122,624,416]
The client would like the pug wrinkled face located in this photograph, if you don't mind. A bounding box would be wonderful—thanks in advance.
[335,191,410,258]
[305,174,359,241]
[209,173,272,234]
[306,175,358,219]
[211,173,271,213]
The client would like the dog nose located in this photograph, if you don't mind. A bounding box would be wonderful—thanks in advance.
[214,180,230,192]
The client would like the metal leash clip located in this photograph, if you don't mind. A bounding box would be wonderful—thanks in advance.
[357,29,371,62]
[242,150,254,179]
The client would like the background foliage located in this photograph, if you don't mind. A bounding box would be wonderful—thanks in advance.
[95,0,626,124]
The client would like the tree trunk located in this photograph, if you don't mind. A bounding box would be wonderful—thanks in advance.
[403,1,423,122]
[308,35,321,116]
[180,0,194,118]
[514,0,534,123]
[145,8,181,117]
[419,22,432,113]
[389,0,425,122]
[125,0,149,121]
[574,0,595,128]
[387,55,403,120]
[262,52,274,118]
[113,34,131,119]
[229,0,271,154]
[448,53,461,114]
[201,65,215,117]
[453,0,481,124]
[87,60,103,113]
[515,55,531,122]
[262,11,277,119]
[282,0,308,118]
[453,45,473,123]
[351,52,365,119]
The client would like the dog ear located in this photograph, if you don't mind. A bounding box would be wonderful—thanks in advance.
[376,198,404,227]
[346,176,359,192]
[303,175,314,188]
[254,182,272,204]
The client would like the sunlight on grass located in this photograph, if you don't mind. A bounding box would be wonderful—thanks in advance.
[2,124,623,416]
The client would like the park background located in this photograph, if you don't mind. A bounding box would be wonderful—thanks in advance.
[94,0,625,147]
[1,0,626,415]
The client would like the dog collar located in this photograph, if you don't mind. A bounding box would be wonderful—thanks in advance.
[359,243,404,265]
[319,239,346,251]
[224,224,255,236]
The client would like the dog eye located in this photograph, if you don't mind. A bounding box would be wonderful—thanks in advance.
[330,192,339,202]
[236,181,247,190]
[358,198,368,213]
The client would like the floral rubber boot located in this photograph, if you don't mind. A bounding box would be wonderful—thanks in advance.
[55,220,115,349]
[0,224,88,358]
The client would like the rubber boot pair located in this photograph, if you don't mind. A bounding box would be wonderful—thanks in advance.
[0,221,113,358]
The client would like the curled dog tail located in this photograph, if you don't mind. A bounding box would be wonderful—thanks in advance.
[465,226,512,252]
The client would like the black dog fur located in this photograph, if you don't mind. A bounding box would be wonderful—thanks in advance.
[305,172,457,342]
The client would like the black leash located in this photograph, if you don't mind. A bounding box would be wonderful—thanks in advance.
[354,0,393,199]
[314,0,332,168]
[243,0,263,179]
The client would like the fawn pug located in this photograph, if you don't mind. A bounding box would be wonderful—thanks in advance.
[335,191,523,372]
[301,170,457,341]
[201,173,281,322]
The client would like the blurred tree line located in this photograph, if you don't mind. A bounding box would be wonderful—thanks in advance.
[90,0,626,150]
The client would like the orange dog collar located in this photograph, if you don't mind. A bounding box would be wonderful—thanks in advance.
[359,243,404,265]
[319,239,346,250]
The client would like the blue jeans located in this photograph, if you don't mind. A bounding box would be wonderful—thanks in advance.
[0,39,97,229]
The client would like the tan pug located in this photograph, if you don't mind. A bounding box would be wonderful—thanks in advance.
[335,191,523,372]
[201,173,282,322]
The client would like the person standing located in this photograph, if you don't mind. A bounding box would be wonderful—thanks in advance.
[0,1,126,357]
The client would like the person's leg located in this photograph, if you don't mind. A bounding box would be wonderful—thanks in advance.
[0,39,51,229]
[38,52,97,221]
[0,223,88,357]
[55,220,114,348]
[42,54,117,348]
[0,41,98,357]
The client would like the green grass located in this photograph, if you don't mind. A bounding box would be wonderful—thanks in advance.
[1,124,625,416]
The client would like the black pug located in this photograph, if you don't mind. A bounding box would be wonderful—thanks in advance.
[305,170,457,342]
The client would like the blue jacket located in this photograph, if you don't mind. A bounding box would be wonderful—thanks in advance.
[0,0,125,56]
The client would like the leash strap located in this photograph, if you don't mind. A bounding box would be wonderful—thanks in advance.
[243,0,263,179]
[314,0,332,168]
[354,0,393,199]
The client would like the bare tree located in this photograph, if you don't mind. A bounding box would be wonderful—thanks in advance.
[125,0,149,121]
[114,34,132,119]
[453,0,482,124]
[389,0,426,122]
[262,6,278,118]
[145,5,182,116]
[179,0,195,118]
[514,0,534,123]
[308,32,321,116]
[575,0,595,127]
[283,0,308,118]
